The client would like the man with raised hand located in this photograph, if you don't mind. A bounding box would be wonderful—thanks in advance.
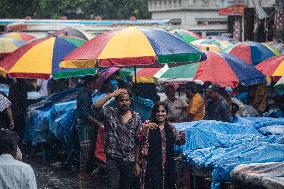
[94,88,142,189]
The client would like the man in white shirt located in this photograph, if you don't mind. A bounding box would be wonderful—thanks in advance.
[0,129,37,189]
[163,84,188,122]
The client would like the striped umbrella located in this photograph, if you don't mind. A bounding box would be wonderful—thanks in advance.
[194,51,266,87]
[191,40,222,52]
[171,29,202,43]
[255,55,284,76]
[0,38,27,53]
[0,36,96,79]
[55,27,92,40]
[158,63,199,83]
[134,65,169,83]
[0,32,35,42]
[192,39,234,51]
[60,26,206,68]
[224,42,280,65]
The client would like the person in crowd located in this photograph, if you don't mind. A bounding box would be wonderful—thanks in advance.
[8,79,29,144]
[0,93,14,129]
[137,101,186,189]
[202,81,213,90]
[94,88,142,189]
[185,82,205,121]
[252,83,269,114]
[204,84,232,122]
[135,83,160,103]
[36,79,48,97]
[163,84,188,122]
[76,75,102,178]
[0,129,37,189]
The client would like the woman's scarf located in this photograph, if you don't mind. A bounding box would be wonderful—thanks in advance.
[144,121,176,189]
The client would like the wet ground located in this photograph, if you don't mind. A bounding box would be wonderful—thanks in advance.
[25,157,106,189]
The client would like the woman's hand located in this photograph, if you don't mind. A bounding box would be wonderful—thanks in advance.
[142,122,158,133]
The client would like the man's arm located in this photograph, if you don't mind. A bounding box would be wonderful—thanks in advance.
[94,88,127,109]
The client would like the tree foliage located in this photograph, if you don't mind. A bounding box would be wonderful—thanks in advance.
[0,0,150,19]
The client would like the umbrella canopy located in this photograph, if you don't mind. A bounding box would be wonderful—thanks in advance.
[191,40,222,52]
[224,42,280,65]
[0,36,96,79]
[0,37,27,53]
[158,63,199,83]
[194,51,266,87]
[255,55,284,76]
[134,65,169,83]
[192,39,234,51]
[171,29,202,43]
[60,26,205,68]
[95,67,120,89]
[55,27,91,40]
[0,32,35,42]
[274,76,284,88]
[118,68,138,78]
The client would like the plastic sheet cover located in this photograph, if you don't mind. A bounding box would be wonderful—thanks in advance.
[231,162,284,189]
[174,117,284,189]
[24,88,154,161]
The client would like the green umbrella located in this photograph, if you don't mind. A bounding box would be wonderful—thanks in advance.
[171,29,202,43]
[157,63,199,82]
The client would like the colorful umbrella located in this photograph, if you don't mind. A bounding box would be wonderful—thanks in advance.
[193,51,266,87]
[95,67,120,89]
[157,63,199,83]
[0,32,35,42]
[55,27,92,40]
[118,68,138,78]
[255,55,284,76]
[274,76,284,89]
[0,37,27,53]
[191,40,222,52]
[60,26,206,68]
[134,65,169,83]
[223,42,280,65]
[192,39,234,51]
[0,36,96,79]
[171,29,202,43]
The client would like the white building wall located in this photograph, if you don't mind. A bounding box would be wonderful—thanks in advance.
[149,0,228,34]
[152,10,227,26]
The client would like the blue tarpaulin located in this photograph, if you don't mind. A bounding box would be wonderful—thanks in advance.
[174,117,284,189]
[24,88,154,145]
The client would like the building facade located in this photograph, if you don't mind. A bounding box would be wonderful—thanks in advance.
[148,0,276,37]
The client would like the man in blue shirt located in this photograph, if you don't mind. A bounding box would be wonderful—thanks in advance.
[204,84,232,122]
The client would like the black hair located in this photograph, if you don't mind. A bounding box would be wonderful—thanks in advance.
[203,81,212,89]
[186,82,197,94]
[150,101,169,123]
[0,129,19,155]
[164,84,175,92]
[100,79,112,93]
[84,75,97,86]
[115,89,133,101]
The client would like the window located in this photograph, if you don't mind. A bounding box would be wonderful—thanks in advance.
[170,18,182,25]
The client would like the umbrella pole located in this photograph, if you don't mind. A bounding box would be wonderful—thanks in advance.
[134,66,137,84]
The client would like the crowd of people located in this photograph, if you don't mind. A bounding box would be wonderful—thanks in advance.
[0,73,283,189]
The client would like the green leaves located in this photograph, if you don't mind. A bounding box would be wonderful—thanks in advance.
[0,0,150,19]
